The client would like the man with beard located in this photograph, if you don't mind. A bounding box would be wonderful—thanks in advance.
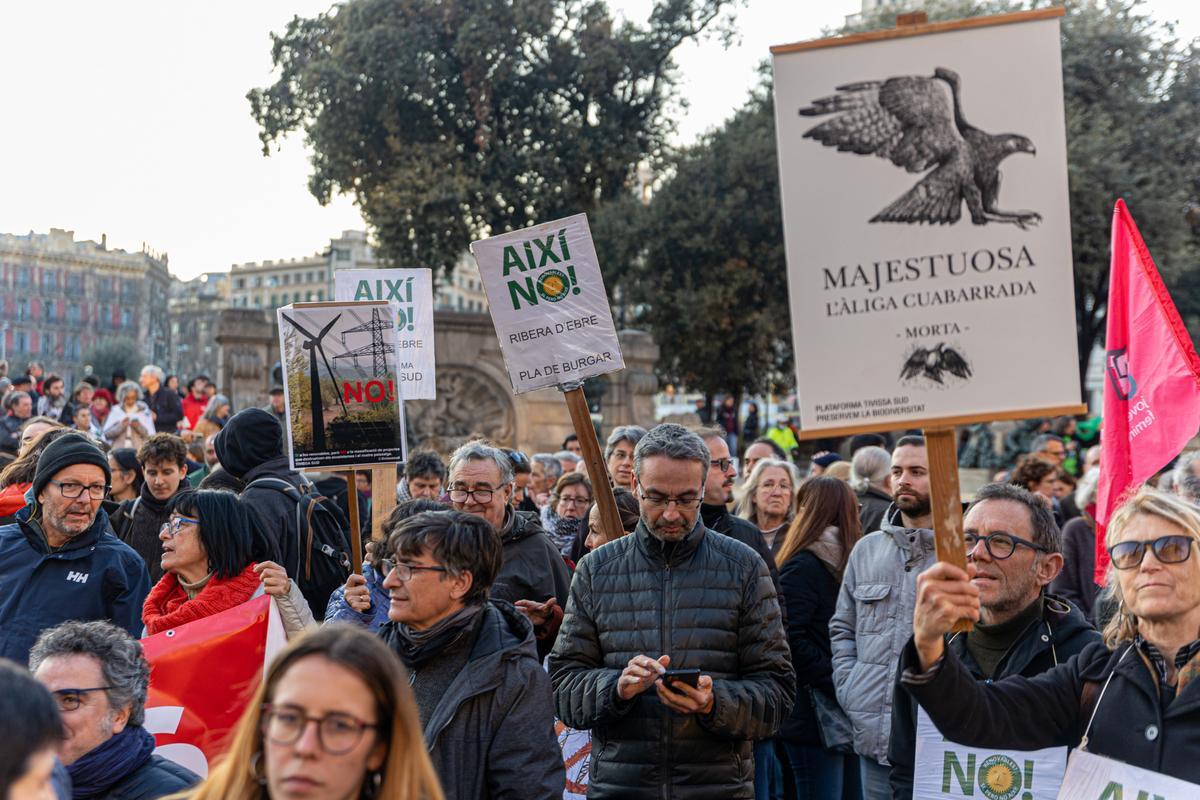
[887,483,1099,798]
[551,424,794,799]
[0,434,150,663]
[829,435,939,797]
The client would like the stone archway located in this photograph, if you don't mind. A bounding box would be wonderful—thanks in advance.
[405,365,517,453]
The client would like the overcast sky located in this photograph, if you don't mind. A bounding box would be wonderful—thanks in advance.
[0,1,1196,281]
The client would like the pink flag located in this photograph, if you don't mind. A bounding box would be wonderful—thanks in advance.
[1095,200,1200,582]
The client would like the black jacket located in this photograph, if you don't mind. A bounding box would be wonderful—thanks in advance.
[856,486,893,536]
[383,601,565,800]
[111,485,192,584]
[888,594,1099,798]
[777,550,839,743]
[898,635,1200,784]
[701,504,784,624]
[0,414,23,457]
[493,509,571,610]
[146,387,184,433]
[103,752,198,800]
[549,520,795,799]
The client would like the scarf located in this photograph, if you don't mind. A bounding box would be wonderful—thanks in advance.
[68,726,155,799]
[542,508,581,557]
[391,604,484,669]
[143,562,261,634]
[807,526,845,575]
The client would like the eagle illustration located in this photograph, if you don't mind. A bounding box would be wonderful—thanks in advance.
[799,68,1041,229]
[900,342,972,384]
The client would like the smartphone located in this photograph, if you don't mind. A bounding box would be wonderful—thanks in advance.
[661,668,702,689]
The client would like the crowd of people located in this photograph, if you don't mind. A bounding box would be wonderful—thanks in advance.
[1,363,1199,800]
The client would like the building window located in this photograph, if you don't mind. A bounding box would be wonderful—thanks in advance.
[251,276,261,288]
[306,291,313,301]
[336,249,350,261]
[235,278,245,289]
[318,270,326,281]
[15,267,31,289]
[270,294,278,307]
[15,298,28,321]
[13,329,28,352]
[293,291,301,303]
[67,303,80,324]
[121,309,133,328]
[282,274,290,286]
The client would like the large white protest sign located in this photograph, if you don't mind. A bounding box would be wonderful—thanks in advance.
[912,707,1066,800]
[1057,748,1200,800]
[334,269,436,399]
[471,213,625,394]
[771,9,1081,434]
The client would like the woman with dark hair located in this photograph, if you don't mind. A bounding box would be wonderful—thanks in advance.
[1010,459,1059,502]
[106,448,143,505]
[572,486,641,562]
[141,490,313,637]
[0,659,64,799]
[168,625,444,800]
[0,425,72,525]
[776,476,864,800]
[541,472,592,558]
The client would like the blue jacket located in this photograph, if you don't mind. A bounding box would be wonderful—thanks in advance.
[323,563,391,632]
[0,505,150,663]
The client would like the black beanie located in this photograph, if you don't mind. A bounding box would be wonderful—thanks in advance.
[32,434,112,506]
[213,408,284,480]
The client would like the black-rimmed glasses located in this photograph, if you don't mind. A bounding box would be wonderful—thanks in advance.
[51,686,112,712]
[49,479,109,500]
[709,458,734,472]
[637,488,703,510]
[449,486,500,504]
[379,558,449,581]
[964,532,1048,560]
[1109,535,1195,570]
[261,704,376,755]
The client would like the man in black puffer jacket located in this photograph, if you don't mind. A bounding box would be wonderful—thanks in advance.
[550,424,795,799]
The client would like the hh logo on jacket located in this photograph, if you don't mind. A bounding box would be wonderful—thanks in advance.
[66,571,89,584]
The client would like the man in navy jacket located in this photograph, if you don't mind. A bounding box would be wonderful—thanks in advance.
[0,434,150,664]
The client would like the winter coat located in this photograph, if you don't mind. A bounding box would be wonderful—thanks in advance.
[181,394,207,430]
[381,601,565,800]
[1049,515,1100,622]
[111,484,192,584]
[103,403,155,450]
[323,563,391,632]
[147,387,184,433]
[0,505,150,664]
[36,394,67,421]
[493,509,571,659]
[778,550,840,744]
[898,636,1200,785]
[549,520,795,800]
[0,482,30,525]
[0,414,24,457]
[829,504,937,765]
[700,503,786,625]
[856,485,893,536]
[887,594,1100,798]
[101,752,199,800]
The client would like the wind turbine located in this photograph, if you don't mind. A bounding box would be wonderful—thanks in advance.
[280,312,348,451]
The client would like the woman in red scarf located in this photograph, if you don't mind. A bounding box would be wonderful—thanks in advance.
[142,489,314,636]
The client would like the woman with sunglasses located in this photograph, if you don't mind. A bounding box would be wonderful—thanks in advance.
[167,625,444,800]
[900,487,1200,784]
[142,490,314,637]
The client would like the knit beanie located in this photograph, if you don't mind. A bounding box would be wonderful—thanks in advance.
[31,434,112,507]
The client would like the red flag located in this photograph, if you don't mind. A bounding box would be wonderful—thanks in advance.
[140,595,286,778]
[1095,200,1200,582]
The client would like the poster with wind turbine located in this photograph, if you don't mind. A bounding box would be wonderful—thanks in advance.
[277,301,408,470]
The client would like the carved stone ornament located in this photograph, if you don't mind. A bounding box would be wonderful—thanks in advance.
[406,367,516,452]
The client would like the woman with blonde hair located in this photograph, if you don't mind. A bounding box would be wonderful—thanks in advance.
[170,624,444,800]
[735,458,802,558]
[901,487,1200,784]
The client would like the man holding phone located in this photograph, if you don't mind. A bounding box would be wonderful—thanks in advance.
[550,423,795,799]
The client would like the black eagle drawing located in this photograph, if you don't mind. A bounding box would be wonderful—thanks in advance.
[799,68,1041,229]
[900,342,972,384]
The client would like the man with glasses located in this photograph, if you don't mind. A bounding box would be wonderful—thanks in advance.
[550,423,794,799]
[30,619,199,797]
[0,434,150,663]
[447,440,570,658]
[1031,432,1069,466]
[378,510,565,799]
[886,483,1099,798]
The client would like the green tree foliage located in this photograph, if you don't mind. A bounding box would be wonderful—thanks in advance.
[248,0,736,271]
[843,0,1200,386]
[83,338,142,386]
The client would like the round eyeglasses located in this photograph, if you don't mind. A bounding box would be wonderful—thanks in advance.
[964,532,1048,560]
[261,704,376,755]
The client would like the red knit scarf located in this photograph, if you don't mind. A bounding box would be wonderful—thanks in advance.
[142,563,261,635]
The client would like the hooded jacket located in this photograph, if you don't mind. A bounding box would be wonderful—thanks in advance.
[550,519,795,799]
[382,600,565,800]
[0,505,150,663]
[493,508,571,610]
[829,503,937,765]
[887,594,1100,798]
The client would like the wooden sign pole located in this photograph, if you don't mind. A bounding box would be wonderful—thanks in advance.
[345,469,363,576]
[371,466,398,543]
[561,383,623,545]
[923,426,971,632]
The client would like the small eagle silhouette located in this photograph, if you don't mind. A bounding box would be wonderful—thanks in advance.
[900,343,972,384]
[799,67,1041,229]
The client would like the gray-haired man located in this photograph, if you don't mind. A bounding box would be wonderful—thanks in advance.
[550,423,794,799]
[31,620,199,798]
[447,441,570,658]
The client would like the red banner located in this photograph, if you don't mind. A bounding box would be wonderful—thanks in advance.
[1095,200,1200,581]
[140,595,286,777]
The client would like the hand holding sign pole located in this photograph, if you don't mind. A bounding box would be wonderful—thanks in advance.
[471,214,627,542]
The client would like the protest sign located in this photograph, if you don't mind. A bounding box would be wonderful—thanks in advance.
[143,595,286,777]
[470,213,625,394]
[334,268,437,400]
[1057,749,1200,800]
[912,708,1066,800]
[277,301,408,471]
[771,8,1083,436]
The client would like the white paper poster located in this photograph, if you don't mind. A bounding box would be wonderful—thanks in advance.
[771,11,1080,433]
[1056,748,1200,800]
[471,213,625,394]
[334,268,436,400]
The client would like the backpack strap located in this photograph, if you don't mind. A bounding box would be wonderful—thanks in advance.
[245,476,301,499]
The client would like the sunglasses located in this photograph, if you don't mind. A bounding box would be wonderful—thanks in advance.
[1108,535,1195,570]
